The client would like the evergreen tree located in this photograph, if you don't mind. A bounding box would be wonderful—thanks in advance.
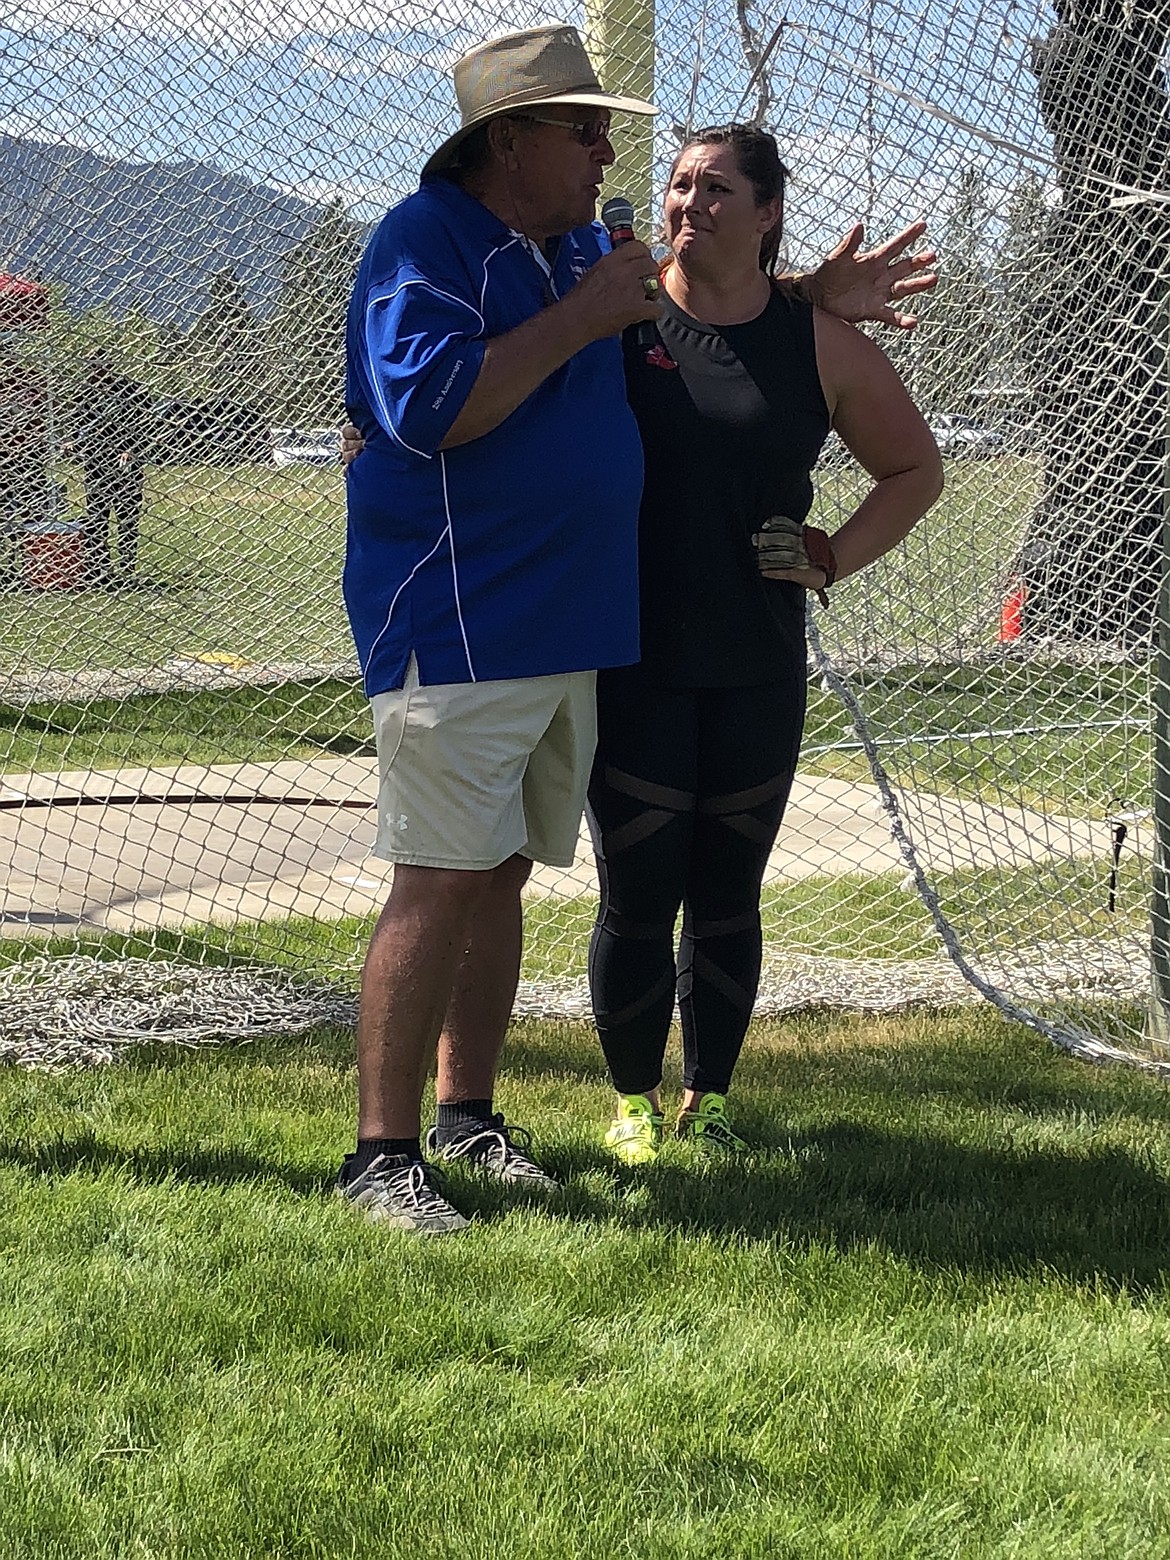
[909,165,997,417]
[163,270,267,462]
[988,172,1051,443]
[269,198,362,426]
[152,321,190,403]
[996,174,1049,361]
[42,296,165,447]
[185,267,263,408]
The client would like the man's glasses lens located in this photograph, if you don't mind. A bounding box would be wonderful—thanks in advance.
[516,113,612,146]
[574,119,610,146]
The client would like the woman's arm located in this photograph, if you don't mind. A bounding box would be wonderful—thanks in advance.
[815,311,942,578]
[760,311,943,591]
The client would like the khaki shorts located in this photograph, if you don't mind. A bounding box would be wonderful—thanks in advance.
[368,659,597,870]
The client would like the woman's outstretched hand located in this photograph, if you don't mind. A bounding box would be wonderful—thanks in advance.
[803,220,938,331]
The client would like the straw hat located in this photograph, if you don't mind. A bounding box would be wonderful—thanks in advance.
[421,25,658,178]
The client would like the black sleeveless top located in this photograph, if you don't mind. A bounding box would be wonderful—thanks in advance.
[622,285,831,687]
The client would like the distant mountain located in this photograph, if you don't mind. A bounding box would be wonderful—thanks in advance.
[0,133,329,326]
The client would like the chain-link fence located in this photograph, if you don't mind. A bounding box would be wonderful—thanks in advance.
[2,1,1167,1071]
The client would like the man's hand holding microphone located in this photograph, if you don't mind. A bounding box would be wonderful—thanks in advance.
[553,195,660,349]
[558,235,660,345]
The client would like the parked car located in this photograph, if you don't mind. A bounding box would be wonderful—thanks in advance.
[927,413,1006,458]
[271,428,339,467]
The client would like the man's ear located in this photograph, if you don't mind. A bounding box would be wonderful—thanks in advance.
[489,117,519,165]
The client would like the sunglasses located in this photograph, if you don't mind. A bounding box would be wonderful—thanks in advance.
[514,113,613,147]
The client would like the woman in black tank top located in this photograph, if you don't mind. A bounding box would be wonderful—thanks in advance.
[591,125,943,1163]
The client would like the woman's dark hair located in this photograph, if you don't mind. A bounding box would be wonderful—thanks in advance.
[668,123,789,274]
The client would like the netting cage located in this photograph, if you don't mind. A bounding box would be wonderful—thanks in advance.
[3,0,1170,1073]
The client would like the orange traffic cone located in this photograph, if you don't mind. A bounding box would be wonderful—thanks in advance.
[998,578,1025,642]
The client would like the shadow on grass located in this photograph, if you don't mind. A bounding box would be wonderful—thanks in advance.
[507,1016,1170,1126]
[496,1020,1170,1286]
[0,1134,325,1199]
[289,730,376,757]
[4,1015,1169,1288]
[497,1126,1170,1290]
[5,1119,1168,1290]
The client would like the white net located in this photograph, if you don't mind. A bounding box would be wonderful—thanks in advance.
[2,1,1168,1070]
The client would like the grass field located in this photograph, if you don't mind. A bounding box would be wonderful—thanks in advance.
[5,460,1169,1555]
[2,455,1035,678]
[3,1006,1170,1558]
[2,878,944,982]
[2,455,1151,823]
[810,451,1042,650]
[0,680,373,775]
[0,464,350,673]
[0,828,1145,985]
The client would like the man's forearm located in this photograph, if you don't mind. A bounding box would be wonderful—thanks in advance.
[438,296,593,449]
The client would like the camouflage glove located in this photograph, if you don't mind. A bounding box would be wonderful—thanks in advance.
[752,515,836,607]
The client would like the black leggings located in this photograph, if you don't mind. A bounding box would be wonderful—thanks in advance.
[587,665,806,1097]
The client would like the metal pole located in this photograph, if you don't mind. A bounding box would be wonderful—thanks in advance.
[584,0,656,229]
[1149,350,1170,1053]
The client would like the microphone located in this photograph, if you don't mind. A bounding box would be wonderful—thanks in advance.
[600,196,658,350]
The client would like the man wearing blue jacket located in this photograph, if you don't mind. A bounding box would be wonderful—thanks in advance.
[340,25,660,1232]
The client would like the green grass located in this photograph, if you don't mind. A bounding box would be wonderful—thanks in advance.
[524,858,1152,980]
[1,464,350,674]
[3,1008,1170,1557]
[2,454,1152,825]
[0,841,1143,992]
[2,882,935,986]
[0,454,1028,680]
[5,466,1166,1551]
[3,454,1030,676]
[810,453,1042,651]
[801,661,1152,821]
[1,455,1149,821]
[0,680,372,775]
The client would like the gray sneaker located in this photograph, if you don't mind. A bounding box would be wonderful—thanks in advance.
[337,1154,470,1234]
[425,1115,559,1187]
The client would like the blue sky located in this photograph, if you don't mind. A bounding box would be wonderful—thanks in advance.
[1,0,1056,260]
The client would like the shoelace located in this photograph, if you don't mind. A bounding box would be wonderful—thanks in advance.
[370,1159,451,1213]
[441,1116,534,1168]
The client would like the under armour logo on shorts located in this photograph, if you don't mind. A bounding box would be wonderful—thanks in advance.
[397,814,409,831]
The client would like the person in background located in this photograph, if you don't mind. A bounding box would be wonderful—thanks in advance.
[592,125,942,1164]
[336,25,937,1235]
[71,354,154,588]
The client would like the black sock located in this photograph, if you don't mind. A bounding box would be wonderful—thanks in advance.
[433,1099,494,1146]
[338,1136,422,1185]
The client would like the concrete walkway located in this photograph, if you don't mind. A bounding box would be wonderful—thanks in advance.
[0,756,1118,936]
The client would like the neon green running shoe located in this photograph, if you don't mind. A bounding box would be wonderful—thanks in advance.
[604,1094,664,1165]
[676,1093,747,1154]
